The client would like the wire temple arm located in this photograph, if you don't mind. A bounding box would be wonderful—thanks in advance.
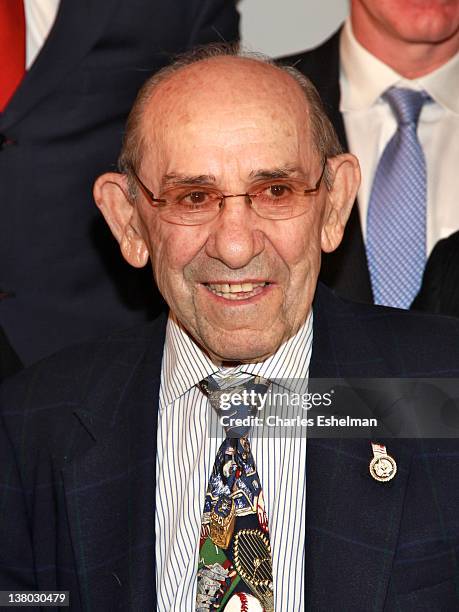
[303,158,327,194]
[128,165,165,203]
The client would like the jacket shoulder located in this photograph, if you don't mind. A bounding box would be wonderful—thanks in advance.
[314,284,459,376]
[0,316,167,418]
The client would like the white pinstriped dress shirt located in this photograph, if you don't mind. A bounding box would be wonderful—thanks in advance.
[155,311,313,610]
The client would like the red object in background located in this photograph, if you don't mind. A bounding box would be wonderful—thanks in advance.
[0,0,25,111]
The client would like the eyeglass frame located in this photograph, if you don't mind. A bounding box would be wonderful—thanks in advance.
[126,157,328,222]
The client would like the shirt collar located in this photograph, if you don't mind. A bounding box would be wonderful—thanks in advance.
[161,310,313,406]
[340,17,459,115]
[160,312,218,407]
[419,51,459,114]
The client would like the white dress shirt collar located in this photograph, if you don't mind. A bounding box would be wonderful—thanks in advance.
[24,0,60,68]
[161,309,313,406]
[340,17,459,115]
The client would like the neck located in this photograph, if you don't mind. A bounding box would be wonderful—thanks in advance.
[351,10,459,79]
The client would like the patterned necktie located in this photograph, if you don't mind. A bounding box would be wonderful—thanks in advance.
[0,0,26,111]
[367,87,430,309]
[196,374,274,612]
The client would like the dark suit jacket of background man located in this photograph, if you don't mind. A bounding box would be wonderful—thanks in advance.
[2,285,459,611]
[279,30,375,304]
[0,327,22,382]
[412,230,459,317]
[0,0,239,366]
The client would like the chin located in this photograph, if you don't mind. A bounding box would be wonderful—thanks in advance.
[213,347,275,364]
[402,7,459,41]
[204,334,281,364]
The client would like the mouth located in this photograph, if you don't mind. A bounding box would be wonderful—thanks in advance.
[203,281,271,301]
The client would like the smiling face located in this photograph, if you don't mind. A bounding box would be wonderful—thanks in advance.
[95,57,359,363]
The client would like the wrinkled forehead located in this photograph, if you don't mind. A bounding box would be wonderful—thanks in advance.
[139,58,315,176]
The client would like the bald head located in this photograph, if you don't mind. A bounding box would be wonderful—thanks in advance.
[118,48,342,188]
[146,57,307,144]
[148,55,305,118]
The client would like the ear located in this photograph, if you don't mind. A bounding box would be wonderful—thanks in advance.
[93,172,149,268]
[320,153,361,253]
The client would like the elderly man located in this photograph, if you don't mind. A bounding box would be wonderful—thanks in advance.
[281,0,459,310]
[1,48,459,611]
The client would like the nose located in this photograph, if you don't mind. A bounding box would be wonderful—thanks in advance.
[205,196,265,269]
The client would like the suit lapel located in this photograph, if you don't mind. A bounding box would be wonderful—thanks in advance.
[307,287,412,610]
[281,30,373,302]
[321,205,372,303]
[62,317,166,611]
[320,73,372,303]
[313,31,372,303]
[0,0,121,129]
[305,437,412,611]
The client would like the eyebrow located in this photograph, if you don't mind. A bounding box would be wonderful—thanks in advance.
[249,166,308,181]
[162,173,217,188]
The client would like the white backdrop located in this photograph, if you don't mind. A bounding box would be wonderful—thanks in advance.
[238,0,348,57]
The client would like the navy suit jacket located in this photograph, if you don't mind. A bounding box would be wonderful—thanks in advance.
[0,0,239,366]
[280,31,373,305]
[0,326,22,382]
[1,285,459,610]
[412,230,459,318]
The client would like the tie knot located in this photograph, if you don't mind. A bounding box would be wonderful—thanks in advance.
[383,87,429,126]
[199,374,271,437]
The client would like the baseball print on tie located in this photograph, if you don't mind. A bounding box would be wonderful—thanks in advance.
[367,88,430,309]
[196,375,274,611]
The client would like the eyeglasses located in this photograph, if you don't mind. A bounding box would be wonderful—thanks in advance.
[128,159,327,226]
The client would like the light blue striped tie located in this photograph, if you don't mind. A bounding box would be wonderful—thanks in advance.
[367,87,429,309]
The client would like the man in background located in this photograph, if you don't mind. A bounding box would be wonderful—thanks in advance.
[281,0,459,309]
[0,0,239,366]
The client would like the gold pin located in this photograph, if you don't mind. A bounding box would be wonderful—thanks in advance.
[369,442,397,482]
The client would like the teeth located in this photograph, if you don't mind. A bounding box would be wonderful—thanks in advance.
[206,281,267,298]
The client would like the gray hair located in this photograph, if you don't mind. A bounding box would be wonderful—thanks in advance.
[118,44,342,194]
